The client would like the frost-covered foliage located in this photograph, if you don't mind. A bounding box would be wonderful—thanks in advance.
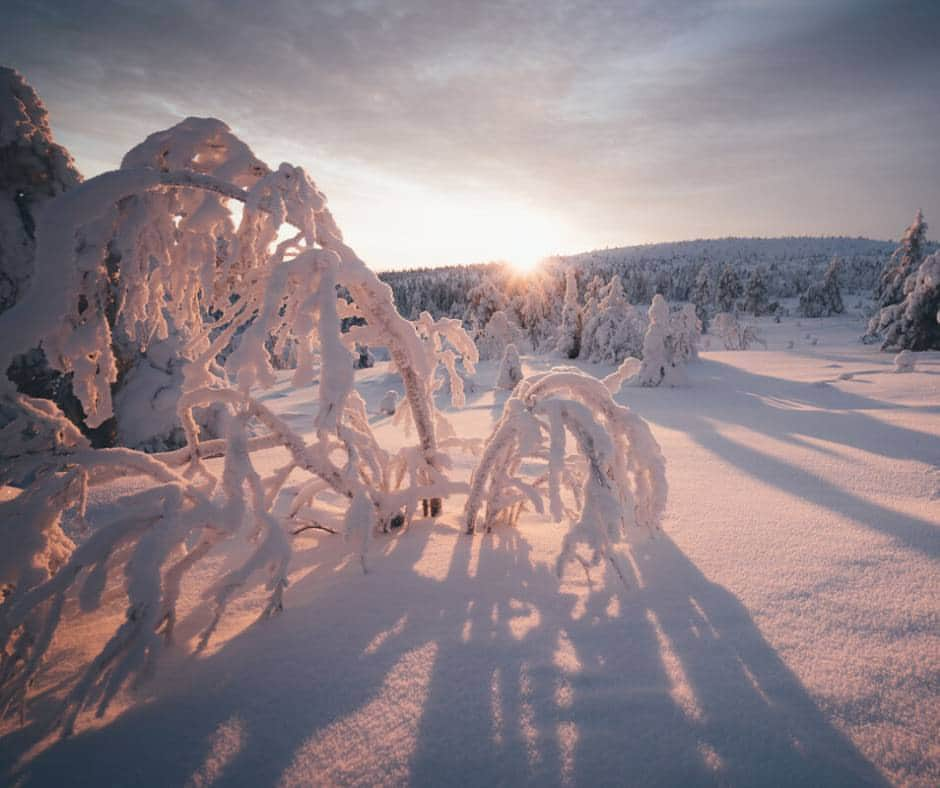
[579,275,645,364]
[464,367,666,578]
[713,312,767,350]
[496,343,523,390]
[0,67,82,314]
[555,268,581,359]
[0,120,479,733]
[799,257,844,318]
[867,233,940,352]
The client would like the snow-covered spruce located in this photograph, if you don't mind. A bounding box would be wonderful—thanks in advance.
[716,264,743,313]
[464,367,667,579]
[799,257,844,318]
[669,303,701,364]
[496,343,524,390]
[0,121,478,733]
[868,251,940,351]
[875,210,928,311]
[578,275,646,365]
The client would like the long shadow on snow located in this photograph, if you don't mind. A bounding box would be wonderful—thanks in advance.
[1,527,886,786]
[627,359,940,559]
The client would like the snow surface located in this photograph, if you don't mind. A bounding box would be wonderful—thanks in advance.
[1,312,938,787]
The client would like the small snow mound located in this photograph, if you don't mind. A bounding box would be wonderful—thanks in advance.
[379,390,399,415]
[894,350,916,373]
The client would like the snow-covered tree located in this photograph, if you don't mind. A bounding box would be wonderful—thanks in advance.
[744,267,769,316]
[0,67,82,313]
[555,267,581,359]
[713,312,766,350]
[476,308,524,361]
[799,257,844,318]
[0,119,480,733]
[496,343,523,390]
[716,264,743,313]
[691,265,712,330]
[869,252,940,351]
[517,274,555,352]
[875,210,928,310]
[634,294,685,386]
[579,275,645,364]
[465,368,667,579]
[463,276,508,342]
[670,303,701,363]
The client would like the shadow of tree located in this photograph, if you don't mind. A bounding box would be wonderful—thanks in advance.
[1,524,887,786]
[622,359,940,559]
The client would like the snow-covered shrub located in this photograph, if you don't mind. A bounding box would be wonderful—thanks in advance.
[465,367,667,578]
[380,390,399,415]
[555,268,581,359]
[894,350,915,373]
[496,343,523,390]
[0,121,478,733]
[713,312,767,350]
[578,276,646,364]
[799,257,844,318]
[868,252,940,351]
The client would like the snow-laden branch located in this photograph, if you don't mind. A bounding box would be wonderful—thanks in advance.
[464,367,667,576]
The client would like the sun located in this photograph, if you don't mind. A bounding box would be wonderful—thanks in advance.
[506,253,545,274]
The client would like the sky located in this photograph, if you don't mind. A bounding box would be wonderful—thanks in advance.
[2,0,939,270]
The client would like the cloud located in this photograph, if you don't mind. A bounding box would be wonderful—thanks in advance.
[2,0,938,266]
